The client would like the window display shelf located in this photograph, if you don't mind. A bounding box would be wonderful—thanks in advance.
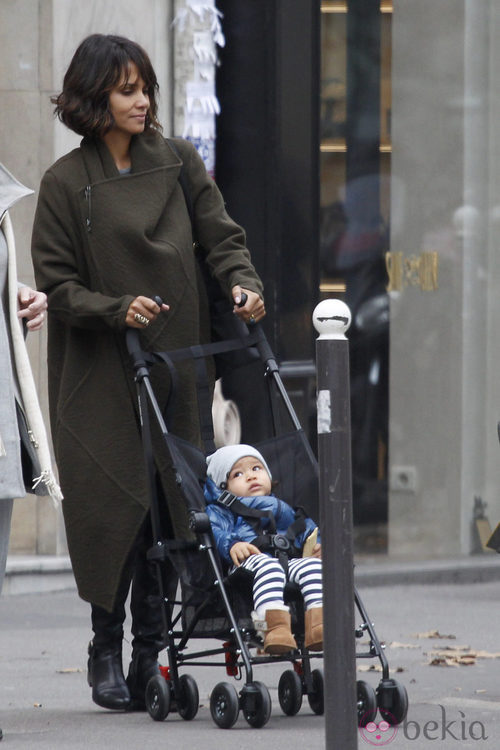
[321,1,392,14]
[320,139,392,153]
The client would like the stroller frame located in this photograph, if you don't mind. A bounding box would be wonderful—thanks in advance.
[126,322,408,729]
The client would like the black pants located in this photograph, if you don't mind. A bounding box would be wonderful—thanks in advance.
[91,478,178,656]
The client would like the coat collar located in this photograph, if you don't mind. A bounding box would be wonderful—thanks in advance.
[0,163,34,221]
[80,130,182,184]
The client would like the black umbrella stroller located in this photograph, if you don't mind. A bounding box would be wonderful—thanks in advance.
[125,316,408,729]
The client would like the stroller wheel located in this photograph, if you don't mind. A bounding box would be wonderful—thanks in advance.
[307,668,324,715]
[210,682,239,729]
[377,678,409,725]
[177,674,199,721]
[357,680,378,727]
[241,681,272,729]
[145,674,171,721]
[278,670,303,716]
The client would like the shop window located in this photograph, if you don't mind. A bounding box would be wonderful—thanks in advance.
[320,1,392,546]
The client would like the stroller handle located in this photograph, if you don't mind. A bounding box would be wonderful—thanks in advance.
[152,293,247,308]
[125,328,150,379]
[126,296,164,371]
[126,324,142,355]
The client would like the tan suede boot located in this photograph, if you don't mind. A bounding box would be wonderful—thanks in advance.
[305,606,323,651]
[263,609,297,654]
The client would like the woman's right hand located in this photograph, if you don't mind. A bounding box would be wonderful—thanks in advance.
[126,296,169,328]
[17,287,47,331]
[229,541,260,566]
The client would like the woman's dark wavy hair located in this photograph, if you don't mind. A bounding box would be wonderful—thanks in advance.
[51,34,161,137]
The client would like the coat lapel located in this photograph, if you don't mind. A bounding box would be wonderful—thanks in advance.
[80,131,182,184]
[77,131,195,313]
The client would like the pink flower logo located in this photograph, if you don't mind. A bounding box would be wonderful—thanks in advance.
[359,716,398,746]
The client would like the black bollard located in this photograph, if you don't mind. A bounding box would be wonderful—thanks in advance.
[313,299,358,749]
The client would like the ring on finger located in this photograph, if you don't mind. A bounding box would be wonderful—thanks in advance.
[134,313,150,327]
[249,314,256,324]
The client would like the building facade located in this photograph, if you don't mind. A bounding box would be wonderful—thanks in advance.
[2,0,500,561]
[1,0,180,555]
[214,0,500,560]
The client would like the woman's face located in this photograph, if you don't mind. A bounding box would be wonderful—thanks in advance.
[107,61,150,138]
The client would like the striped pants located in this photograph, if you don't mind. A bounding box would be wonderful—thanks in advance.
[237,553,323,613]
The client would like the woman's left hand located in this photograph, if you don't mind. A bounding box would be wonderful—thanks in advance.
[17,287,47,331]
[232,286,266,325]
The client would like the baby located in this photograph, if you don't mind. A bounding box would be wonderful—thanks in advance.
[204,444,323,654]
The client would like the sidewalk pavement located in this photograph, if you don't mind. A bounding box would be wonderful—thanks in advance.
[2,553,500,749]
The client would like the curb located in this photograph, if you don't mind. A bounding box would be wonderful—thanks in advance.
[354,554,500,587]
[4,553,500,596]
[3,555,75,596]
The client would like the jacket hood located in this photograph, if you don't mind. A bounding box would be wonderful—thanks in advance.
[204,476,224,505]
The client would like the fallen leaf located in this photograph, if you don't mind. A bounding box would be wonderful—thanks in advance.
[428,656,460,667]
[56,667,83,674]
[413,630,456,640]
[430,648,500,663]
[474,650,500,659]
[389,641,420,649]
[357,664,383,672]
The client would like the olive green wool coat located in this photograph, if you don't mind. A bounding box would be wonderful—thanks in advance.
[31,132,263,611]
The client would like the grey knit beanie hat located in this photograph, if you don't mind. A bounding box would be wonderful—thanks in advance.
[206,444,272,489]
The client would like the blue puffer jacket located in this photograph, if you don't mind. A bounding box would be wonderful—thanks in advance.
[203,477,320,565]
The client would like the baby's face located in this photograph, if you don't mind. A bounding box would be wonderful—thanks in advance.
[226,456,272,497]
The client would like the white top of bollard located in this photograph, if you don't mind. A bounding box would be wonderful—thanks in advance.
[313,299,351,340]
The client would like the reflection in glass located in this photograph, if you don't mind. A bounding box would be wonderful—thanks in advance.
[320,3,392,548]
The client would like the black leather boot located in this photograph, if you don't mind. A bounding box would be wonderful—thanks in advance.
[88,602,131,710]
[126,490,178,710]
[87,641,130,710]
[126,555,170,710]
[126,534,181,709]
[126,650,161,711]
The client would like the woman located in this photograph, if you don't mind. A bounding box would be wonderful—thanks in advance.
[31,34,265,711]
[1,163,61,742]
